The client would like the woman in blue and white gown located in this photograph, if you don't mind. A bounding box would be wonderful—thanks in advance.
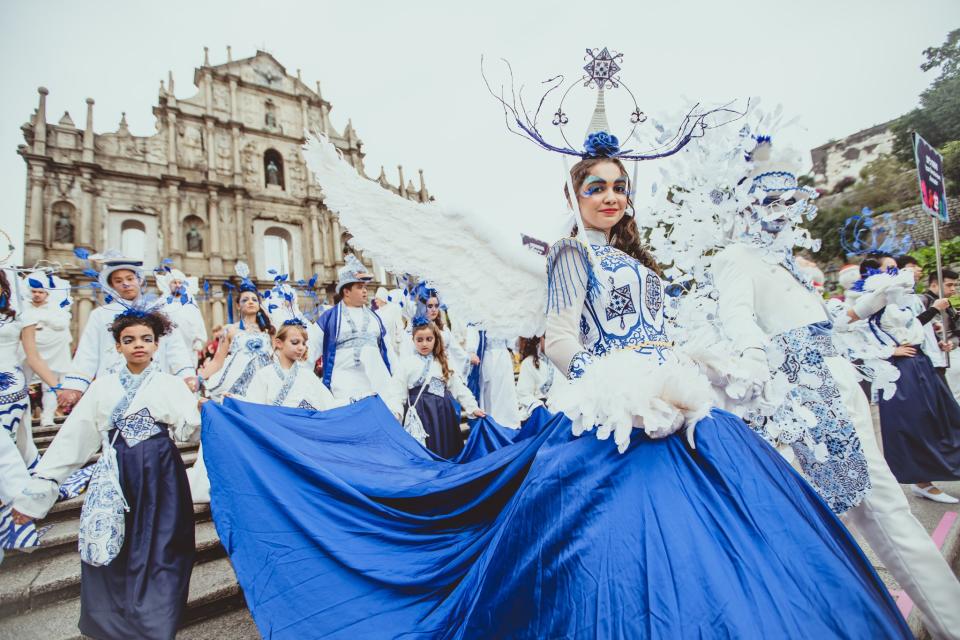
[199,156,910,639]
[190,284,275,503]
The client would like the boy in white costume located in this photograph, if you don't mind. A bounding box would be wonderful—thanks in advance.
[156,267,207,357]
[57,252,197,412]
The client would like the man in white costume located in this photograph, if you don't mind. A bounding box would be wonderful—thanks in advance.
[21,273,72,426]
[316,256,394,406]
[713,170,960,640]
[157,267,207,359]
[373,286,406,359]
[56,253,197,411]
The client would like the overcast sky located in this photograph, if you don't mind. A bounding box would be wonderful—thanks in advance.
[2,0,958,264]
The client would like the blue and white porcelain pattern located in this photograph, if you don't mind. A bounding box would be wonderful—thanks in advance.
[206,330,273,400]
[78,435,127,567]
[115,408,163,447]
[548,232,671,379]
[749,323,871,514]
[271,362,299,406]
[296,399,317,410]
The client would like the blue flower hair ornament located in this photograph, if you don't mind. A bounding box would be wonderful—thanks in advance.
[583,132,621,158]
[282,318,308,329]
[411,313,431,328]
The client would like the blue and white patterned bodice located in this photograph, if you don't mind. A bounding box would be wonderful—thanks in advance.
[580,242,670,361]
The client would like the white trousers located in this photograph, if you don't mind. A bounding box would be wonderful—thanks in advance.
[828,356,960,640]
[480,348,520,429]
[39,382,58,426]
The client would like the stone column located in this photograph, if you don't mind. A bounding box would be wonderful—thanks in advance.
[319,210,334,268]
[79,171,96,247]
[75,288,95,339]
[167,112,178,173]
[166,182,181,257]
[82,98,95,163]
[320,104,331,136]
[299,97,309,137]
[234,192,249,261]
[231,125,241,184]
[205,119,216,180]
[211,296,225,329]
[308,202,323,273]
[331,217,344,263]
[27,164,45,243]
[229,77,238,121]
[208,189,222,272]
[33,87,48,155]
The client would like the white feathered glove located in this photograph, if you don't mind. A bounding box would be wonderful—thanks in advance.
[851,290,889,320]
[724,348,771,402]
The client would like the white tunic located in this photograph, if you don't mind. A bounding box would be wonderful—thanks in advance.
[479,337,520,429]
[203,327,273,401]
[516,355,558,420]
[389,353,479,416]
[0,315,39,465]
[62,302,196,392]
[21,301,72,372]
[162,297,207,356]
[13,368,200,519]
[246,361,337,410]
[330,305,392,402]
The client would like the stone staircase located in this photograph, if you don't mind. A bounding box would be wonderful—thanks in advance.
[0,417,257,639]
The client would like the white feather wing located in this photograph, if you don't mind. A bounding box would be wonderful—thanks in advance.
[303,136,547,339]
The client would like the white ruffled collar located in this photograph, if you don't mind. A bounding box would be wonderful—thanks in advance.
[584,228,609,246]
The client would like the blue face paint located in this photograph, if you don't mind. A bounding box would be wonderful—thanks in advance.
[581,175,629,197]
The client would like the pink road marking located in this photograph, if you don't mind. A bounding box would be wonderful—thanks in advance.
[893,511,958,619]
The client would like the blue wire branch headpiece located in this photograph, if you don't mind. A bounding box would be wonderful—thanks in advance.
[482,47,745,161]
[840,207,915,257]
[282,317,307,329]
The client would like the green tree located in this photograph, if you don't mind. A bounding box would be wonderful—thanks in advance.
[891,29,960,162]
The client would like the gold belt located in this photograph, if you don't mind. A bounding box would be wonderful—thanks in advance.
[625,340,674,351]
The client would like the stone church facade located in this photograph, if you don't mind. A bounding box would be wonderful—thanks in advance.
[18,48,430,334]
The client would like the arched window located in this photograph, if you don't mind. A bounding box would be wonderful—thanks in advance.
[183,215,205,253]
[263,227,292,277]
[264,149,284,189]
[51,201,76,244]
[120,220,146,258]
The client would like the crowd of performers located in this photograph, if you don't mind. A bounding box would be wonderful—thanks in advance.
[2,61,960,640]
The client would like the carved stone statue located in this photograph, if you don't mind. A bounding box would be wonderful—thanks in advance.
[186,225,203,252]
[265,109,277,128]
[53,209,74,244]
[266,160,281,186]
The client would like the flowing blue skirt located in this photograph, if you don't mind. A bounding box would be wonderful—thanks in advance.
[880,349,960,483]
[203,397,909,639]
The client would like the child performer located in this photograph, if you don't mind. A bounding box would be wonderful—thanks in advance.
[391,318,484,458]
[12,310,200,640]
[246,319,337,410]
[516,336,559,422]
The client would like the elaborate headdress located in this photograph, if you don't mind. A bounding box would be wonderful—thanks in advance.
[336,254,373,293]
[484,47,741,162]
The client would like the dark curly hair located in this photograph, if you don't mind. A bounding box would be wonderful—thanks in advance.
[109,310,174,343]
[518,336,542,369]
[0,271,15,320]
[565,157,663,277]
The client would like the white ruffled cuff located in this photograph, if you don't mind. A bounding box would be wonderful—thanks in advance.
[547,350,713,453]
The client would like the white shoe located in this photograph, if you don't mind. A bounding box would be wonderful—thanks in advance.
[911,484,960,504]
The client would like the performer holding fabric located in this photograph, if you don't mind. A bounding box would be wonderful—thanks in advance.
[317,255,393,405]
[12,310,199,640]
[202,49,914,639]
[390,316,484,457]
[245,319,336,411]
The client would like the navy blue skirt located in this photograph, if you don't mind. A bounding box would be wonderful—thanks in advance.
[79,430,195,640]
[879,348,960,483]
[408,388,463,459]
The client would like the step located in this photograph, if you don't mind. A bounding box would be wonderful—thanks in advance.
[36,437,200,458]
[3,502,211,568]
[0,555,243,640]
[0,520,224,617]
[178,606,259,639]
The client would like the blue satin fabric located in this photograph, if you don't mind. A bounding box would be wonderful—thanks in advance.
[203,397,909,639]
